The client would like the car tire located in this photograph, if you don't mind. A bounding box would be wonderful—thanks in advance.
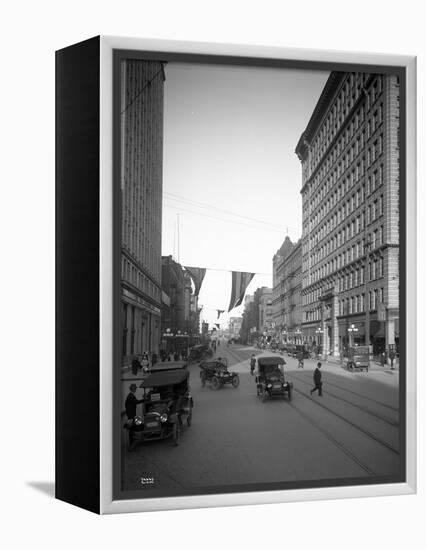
[232,375,240,388]
[211,376,220,390]
[173,422,181,446]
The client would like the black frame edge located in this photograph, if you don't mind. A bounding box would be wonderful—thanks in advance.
[55,35,101,514]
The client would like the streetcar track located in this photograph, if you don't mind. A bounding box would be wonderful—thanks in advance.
[323,379,399,413]
[291,385,399,455]
[288,373,399,428]
[288,400,376,476]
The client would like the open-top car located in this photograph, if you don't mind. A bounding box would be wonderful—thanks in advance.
[199,357,240,390]
[124,368,193,450]
[256,356,293,402]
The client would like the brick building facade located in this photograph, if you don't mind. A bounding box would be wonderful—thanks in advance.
[295,71,400,356]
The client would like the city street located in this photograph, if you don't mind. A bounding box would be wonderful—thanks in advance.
[122,344,401,492]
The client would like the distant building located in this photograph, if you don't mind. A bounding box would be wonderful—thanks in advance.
[229,317,243,339]
[120,60,166,365]
[256,287,273,335]
[272,237,302,343]
[296,71,400,355]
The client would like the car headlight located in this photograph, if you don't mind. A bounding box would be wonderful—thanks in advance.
[267,383,272,388]
[133,416,143,426]
[160,413,168,423]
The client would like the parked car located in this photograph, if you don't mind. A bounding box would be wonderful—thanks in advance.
[346,346,370,372]
[124,368,193,449]
[199,358,240,390]
[255,356,293,402]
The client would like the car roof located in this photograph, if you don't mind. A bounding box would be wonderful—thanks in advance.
[140,369,189,387]
[257,356,286,367]
[151,361,187,372]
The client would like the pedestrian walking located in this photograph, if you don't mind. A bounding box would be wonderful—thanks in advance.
[310,362,323,396]
[389,350,396,370]
[250,354,256,375]
[297,351,304,368]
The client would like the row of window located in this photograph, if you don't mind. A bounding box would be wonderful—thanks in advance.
[122,257,161,303]
[305,208,385,263]
[308,74,383,174]
[305,114,384,220]
[303,221,385,287]
[303,286,385,323]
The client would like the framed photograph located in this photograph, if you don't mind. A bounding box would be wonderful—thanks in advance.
[56,36,416,514]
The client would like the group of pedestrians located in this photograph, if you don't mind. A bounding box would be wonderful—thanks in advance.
[131,351,154,375]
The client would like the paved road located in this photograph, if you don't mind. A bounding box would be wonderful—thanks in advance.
[121,345,401,492]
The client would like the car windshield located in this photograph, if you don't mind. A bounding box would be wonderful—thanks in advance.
[263,366,282,377]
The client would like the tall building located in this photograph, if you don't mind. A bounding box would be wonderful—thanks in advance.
[256,287,273,335]
[272,237,302,342]
[161,255,187,335]
[296,71,399,356]
[120,60,166,365]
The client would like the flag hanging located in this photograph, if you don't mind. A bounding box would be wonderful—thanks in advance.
[184,266,207,296]
[216,309,225,319]
[228,271,255,312]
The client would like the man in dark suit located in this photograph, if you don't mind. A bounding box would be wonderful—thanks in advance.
[125,383,144,419]
[310,362,323,396]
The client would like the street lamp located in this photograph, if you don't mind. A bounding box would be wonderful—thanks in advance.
[348,323,359,347]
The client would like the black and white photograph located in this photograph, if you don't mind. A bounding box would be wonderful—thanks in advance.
[116,56,404,498]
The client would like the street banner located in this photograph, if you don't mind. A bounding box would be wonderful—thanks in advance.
[216,309,225,319]
[228,271,255,312]
[184,266,207,296]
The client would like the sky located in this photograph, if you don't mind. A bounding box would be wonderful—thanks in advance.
[162,62,329,328]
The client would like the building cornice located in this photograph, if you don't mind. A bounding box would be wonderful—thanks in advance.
[295,72,345,161]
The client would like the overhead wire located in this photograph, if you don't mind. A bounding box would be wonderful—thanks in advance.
[164,191,300,233]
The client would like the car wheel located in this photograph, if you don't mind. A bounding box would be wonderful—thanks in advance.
[173,422,181,446]
[232,375,240,388]
[211,376,220,390]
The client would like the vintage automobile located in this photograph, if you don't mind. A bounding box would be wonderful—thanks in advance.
[125,368,193,450]
[199,357,240,390]
[287,344,311,359]
[346,345,370,372]
[188,343,214,363]
[255,356,293,402]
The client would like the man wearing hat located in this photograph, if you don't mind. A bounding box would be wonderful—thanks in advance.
[125,383,144,420]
